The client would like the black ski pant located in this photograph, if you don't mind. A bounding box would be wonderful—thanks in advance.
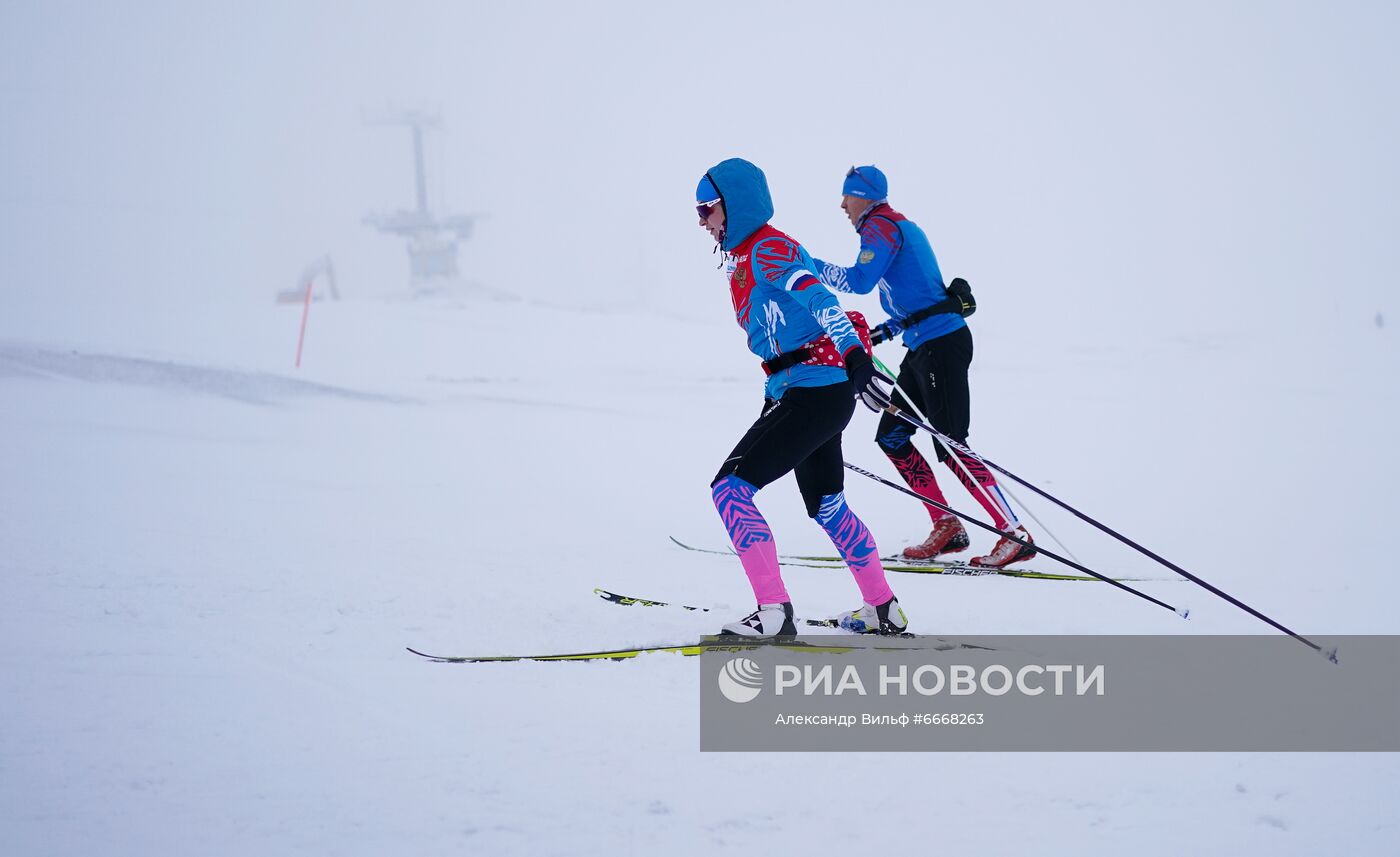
[876,325,973,461]
[712,381,856,518]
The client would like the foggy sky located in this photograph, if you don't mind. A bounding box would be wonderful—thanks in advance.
[2,1,1396,354]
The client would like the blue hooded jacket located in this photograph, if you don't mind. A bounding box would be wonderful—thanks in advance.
[701,158,866,400]
[703,158,774,252]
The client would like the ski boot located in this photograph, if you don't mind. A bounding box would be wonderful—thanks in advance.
[902,516,970,560]
[971,526,1036,568]
[837,596,909,635]
[721,602,797,636]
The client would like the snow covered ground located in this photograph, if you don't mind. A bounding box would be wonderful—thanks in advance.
[2,284,1397,855]
[5,1,1400,854]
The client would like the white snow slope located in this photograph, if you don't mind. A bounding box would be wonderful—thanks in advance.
[4,2,1400,854]
[1,285,1396,856]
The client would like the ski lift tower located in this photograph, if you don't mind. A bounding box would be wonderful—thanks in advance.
[363,109,476,291]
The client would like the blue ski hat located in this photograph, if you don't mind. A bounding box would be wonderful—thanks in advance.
[700,158,773,251]
[696,175,719,203]
[842,165,888,201]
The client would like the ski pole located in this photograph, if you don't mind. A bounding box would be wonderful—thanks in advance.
[870,353,1081,563]
[878,403,1338,662]
[844,460,1186,616]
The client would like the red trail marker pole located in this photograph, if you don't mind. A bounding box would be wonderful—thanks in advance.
[294,277,314,368]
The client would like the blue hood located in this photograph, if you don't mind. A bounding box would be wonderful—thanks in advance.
[703,158,773,252]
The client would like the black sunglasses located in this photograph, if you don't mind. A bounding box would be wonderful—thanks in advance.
[696,199,722,220]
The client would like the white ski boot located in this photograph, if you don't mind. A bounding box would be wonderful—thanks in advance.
[721,602,797,636]
[838,596,909,634]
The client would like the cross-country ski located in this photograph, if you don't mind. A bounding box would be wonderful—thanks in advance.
[666,535,1156,581]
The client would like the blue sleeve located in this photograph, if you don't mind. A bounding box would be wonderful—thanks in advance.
[753,236,864,356]
[813,216,903,296]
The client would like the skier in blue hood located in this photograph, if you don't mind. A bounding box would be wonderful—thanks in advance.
[697,158,908,637]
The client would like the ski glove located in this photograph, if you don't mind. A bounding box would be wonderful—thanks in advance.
[869,322,894,346]
[844,347,892,412]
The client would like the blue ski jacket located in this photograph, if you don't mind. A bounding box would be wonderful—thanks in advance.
[704,158,866,401]
[812,203,966,350]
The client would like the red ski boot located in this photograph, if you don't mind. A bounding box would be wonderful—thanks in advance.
[902,516,970,560]
[971,527,1036,568]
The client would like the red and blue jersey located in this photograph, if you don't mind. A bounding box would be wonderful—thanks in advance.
[812,204,966,349]
[725,224,865,400]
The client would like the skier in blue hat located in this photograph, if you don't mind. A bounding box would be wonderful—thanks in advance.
[812,165,1035,568]
[696,158,908,636]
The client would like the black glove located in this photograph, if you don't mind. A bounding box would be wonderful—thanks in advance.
[843,347,892,412]
[947,277,977,317]
[869,322,894,346]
